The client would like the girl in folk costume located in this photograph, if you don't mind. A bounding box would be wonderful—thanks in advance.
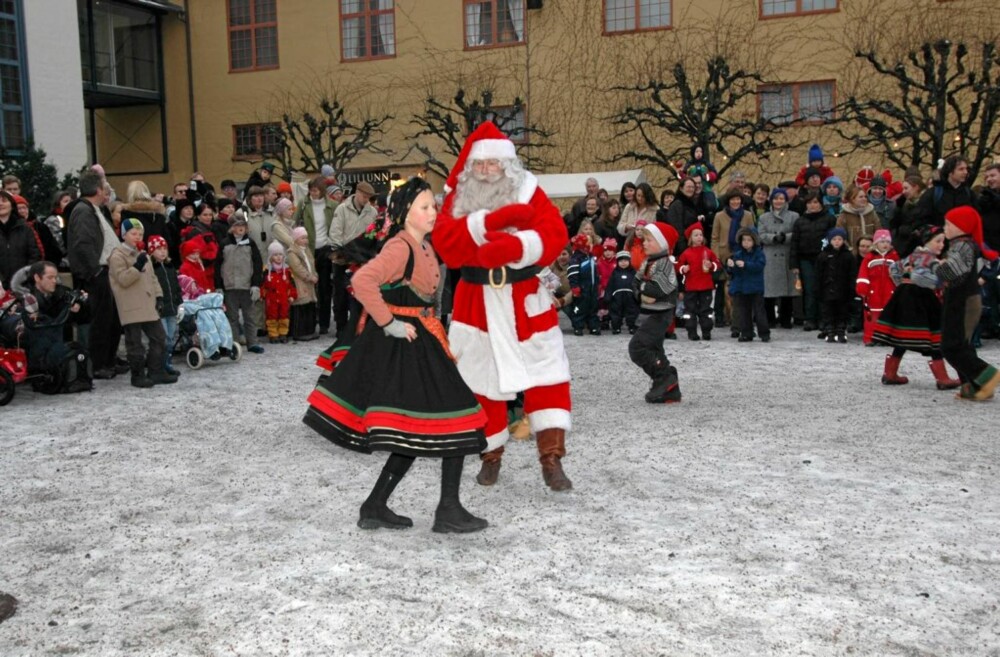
[287,226,319,341]
[873,225,960,390]
[303,177,488,533]
[856,229,899,345]
[261,241,297,343]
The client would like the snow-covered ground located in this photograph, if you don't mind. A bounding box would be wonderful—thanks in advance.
[2,323,999,656]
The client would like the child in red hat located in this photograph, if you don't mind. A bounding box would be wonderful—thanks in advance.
[675,221,721,340]
[939,207,1000,400]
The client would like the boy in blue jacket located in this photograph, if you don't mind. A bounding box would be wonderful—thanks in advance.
[727,227,769,342]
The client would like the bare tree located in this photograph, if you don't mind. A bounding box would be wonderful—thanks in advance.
[833,0,1000,178]
[256,74,396,177]
[602,4,808,181]
[406,87,554,179]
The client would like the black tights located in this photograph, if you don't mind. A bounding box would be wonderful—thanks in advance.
[892,347,943,360]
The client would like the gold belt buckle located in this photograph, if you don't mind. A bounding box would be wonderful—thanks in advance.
[488,267,508,289]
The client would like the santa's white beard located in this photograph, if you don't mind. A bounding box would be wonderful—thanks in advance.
[452,173,520,217]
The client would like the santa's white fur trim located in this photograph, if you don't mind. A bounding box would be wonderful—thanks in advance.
[483,428,509,453]
[511,230,543,268]
[469,139,517,161]
[466,210,489,245]
[527,408,572,433]
[517,172,538,204]
[449,320,571,400]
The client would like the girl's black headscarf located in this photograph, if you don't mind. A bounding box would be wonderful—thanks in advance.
[387,177,433,230]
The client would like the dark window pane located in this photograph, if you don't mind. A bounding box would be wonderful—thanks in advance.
[229,0,250,26]
[0,18,18,60]
[254,0,276,23]
[4,109,23,149]
[0,2,15,15]
[254,26,277,66]
[261,124,282,155]
[234,125,257,156]
[229,29,252,69]
[1,63,20,105]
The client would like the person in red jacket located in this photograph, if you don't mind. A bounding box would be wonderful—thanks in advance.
[675,222,721,340]
[595,237,618,329]
[856,229,899,345]
[433,121,573,491]
[261,241,297,343]
[178,239,215,294]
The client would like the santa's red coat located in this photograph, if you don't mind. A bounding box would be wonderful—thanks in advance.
[434,172,572,445]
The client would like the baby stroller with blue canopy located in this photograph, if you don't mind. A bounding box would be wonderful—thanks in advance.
[175,292,242,369]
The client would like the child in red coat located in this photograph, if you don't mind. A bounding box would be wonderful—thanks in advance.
[675,222,721,340]
[261,241,297,343]
[856,229,899,345]
[178,239,215,295]
[595,237,618,329]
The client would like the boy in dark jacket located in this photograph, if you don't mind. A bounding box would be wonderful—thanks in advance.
[219,215,264,353]
[566,233,600,336]
[726,228,769,342]
[815,227,855,343]
[147,235,183,375]
[604,250,639,334]
[629,222,681,403]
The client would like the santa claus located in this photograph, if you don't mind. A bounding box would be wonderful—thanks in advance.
[433,121,573,491]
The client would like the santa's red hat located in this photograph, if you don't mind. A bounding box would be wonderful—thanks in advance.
[944,206,998,261]
[444,120,517,194]
[644,222,678,252]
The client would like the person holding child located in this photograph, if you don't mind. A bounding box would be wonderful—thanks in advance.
[108,218,175,388]
[302,177,488,533]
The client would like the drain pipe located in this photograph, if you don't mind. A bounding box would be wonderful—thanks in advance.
[182,0,198,172]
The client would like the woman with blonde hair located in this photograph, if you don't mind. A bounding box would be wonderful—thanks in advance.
[120,179,168,242]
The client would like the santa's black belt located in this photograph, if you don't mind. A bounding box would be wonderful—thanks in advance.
[461,265,541,288]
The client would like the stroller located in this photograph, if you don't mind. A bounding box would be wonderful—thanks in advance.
[175,292,242,369]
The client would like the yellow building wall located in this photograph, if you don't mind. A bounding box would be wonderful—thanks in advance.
[107,0,994,197]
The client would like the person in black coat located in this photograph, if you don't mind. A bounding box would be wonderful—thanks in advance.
[242,162,275,199]
[665,178,703,257]
[815,227,856,343]
[0,190,41,287]
[17,260,92,393]
[789,192,836,332]
[914,155,978,227]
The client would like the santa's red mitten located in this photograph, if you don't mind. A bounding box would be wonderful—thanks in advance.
[484,204,535,231]
[477,231,524,268]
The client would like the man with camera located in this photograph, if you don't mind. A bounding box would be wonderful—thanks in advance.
[18,260,93,393]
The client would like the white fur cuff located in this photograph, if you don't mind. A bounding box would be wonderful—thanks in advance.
[467,210,488,246]
[511,230,543,268]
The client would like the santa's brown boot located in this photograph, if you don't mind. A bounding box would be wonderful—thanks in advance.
[476,447,503,486]
[536,428,573,491]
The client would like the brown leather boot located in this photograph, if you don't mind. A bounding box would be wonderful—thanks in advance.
[536,428,573,491]
[476,447,503,486]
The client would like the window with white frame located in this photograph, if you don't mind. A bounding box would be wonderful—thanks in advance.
[759,81,834,125]
[464,0,525,49]
[341,0,395,60]
[604,0,671,33]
